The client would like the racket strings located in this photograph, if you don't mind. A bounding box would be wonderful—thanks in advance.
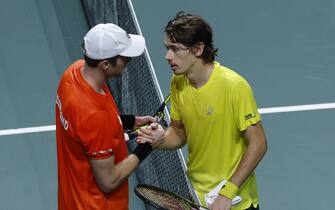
[136,187,194,210]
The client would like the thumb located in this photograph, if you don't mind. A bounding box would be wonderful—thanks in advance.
[149,122,160,130]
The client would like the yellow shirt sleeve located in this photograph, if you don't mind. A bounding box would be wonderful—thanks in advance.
[232,79,261,131]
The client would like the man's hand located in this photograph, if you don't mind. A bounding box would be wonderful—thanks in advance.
[208,195,232,210]
[136,123,165,148]
[134,116,156,127]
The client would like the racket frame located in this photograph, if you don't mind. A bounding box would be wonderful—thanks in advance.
[134,184,207,210]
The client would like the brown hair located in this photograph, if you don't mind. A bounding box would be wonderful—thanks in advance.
[165,11,218,63]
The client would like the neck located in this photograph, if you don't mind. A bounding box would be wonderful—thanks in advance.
[81,65,106,94]
[187,62,214,88]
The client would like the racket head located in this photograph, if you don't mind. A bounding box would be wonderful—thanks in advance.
[135,184,202,210]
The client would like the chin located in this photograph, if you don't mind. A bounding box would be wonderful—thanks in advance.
[173,72,181,76]
[172,69,183,75]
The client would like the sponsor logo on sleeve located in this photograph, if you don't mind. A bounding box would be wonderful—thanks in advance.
[245,113,256,120]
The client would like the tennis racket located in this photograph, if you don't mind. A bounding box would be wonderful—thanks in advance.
[135,184,208,210]
[125,94,171,141]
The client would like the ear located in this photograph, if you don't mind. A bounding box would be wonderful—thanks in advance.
[194,42,205,57]
[98,60,110,71]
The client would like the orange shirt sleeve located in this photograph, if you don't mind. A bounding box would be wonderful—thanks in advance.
[77,110,122,160]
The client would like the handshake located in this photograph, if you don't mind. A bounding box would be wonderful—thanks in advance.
[131,123,166,163]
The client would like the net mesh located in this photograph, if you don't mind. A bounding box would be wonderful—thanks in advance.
[80,0,197,209]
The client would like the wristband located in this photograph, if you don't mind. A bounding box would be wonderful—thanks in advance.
[120,115,135,129]
[132,143,152,162]
[218,181,239,200]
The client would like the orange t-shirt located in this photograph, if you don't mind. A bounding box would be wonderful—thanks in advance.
[55,60,129,210]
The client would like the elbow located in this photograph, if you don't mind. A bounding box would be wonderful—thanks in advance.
[98,183,111,194]
[98,182,119,194]
[96,179,119,194]
[251,137,267,158]
[261,138,268,157]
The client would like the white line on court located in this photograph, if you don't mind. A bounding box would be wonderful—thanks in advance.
[0,125,55,136]
[0,102,334,136]
[258,102,335,114]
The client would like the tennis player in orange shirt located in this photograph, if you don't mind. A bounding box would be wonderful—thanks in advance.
[55,23,154,210]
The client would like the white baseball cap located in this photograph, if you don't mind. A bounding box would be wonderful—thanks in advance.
[83,23,145,60]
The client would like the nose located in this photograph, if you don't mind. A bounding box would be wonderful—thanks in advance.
[165,49,173,61]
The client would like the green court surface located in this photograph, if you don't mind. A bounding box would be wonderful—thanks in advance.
[0,0,334,209]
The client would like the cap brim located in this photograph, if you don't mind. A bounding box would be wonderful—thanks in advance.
[119,34,145,57]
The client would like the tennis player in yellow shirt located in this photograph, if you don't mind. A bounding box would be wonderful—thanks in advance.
[137,12,267,210]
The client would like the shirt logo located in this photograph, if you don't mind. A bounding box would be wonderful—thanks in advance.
[56,94,69,130]
[206,106,214,115]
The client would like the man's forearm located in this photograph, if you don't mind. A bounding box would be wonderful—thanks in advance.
[230,140,266,187]
[109,155,140,190]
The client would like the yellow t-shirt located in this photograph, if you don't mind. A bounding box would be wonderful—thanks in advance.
[170,62,261,209]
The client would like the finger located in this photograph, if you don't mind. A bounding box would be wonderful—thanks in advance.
[136,136,153,144]
[136,130,154,139]
[148,116,156,123]
[139,127,154,135]
[149,122,160,130]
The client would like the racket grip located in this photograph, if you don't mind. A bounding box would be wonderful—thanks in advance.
[127,130,138,140]
[125,123,150,141]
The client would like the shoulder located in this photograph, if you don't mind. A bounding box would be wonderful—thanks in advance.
[59,59,84,85]
[69,59,85,69]
[215,62,244,82]
[214,62,250,89]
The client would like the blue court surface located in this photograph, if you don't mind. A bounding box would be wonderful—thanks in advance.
[0,0,334,209]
